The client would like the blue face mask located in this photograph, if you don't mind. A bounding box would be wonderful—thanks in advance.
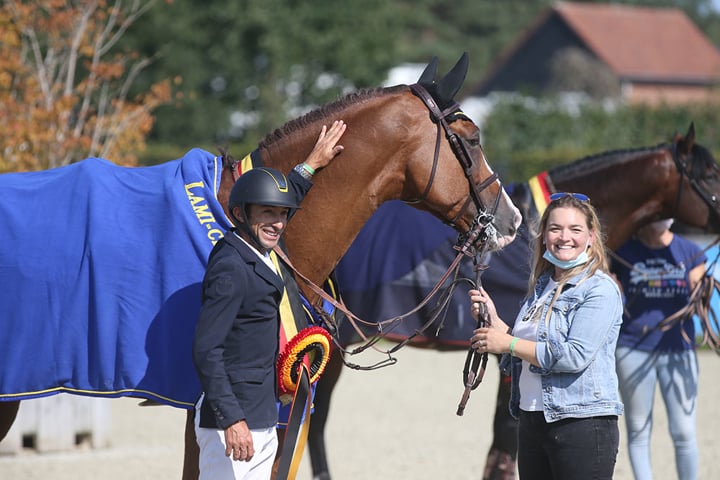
[543,249,589,269]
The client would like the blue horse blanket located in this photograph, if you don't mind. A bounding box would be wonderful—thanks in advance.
[0,149,231,408]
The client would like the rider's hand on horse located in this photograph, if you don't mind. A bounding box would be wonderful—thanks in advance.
[304,120,347,171]
[224,419,255,462]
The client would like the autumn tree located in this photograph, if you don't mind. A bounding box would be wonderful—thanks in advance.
[0,0,174,172]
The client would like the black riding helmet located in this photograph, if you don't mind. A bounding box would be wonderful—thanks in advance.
[228,167,300,227]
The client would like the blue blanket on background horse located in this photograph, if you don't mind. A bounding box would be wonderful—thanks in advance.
[0,149,231,408]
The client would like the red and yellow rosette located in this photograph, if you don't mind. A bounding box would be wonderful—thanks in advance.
[277,326,332,403]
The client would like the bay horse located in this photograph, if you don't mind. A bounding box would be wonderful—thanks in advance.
[307,122,720,479]
[0,53,522,478]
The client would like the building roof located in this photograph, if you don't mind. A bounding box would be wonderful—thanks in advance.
[553,2,720,82]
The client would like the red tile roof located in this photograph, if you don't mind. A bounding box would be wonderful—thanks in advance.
[556,1,720,82]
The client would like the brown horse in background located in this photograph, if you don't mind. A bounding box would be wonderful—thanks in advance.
[306,123,720,479]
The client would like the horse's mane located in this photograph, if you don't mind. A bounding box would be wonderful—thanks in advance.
[549,143,668,184]
[258,85,407,149]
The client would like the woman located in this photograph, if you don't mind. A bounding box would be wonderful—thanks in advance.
[612,219,705,480]
[469,192,624,480]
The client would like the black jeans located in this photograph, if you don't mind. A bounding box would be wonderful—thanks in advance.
[517,411,619,480]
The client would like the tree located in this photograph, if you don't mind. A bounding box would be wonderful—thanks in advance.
[123,0,402,156]
[0,0,174,172]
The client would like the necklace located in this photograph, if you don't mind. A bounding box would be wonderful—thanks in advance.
[521,282,557,322]
[521,301,543,322]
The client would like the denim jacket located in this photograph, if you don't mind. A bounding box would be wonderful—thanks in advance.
[500,267,624,422]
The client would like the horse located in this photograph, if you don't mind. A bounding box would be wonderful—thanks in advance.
[307,122,720,480]
[0,53,522,479]
[203,53,522,480]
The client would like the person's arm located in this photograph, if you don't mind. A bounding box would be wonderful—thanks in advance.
[535,275,622,372]
[287,121,347,211]
[192,254,247,429]
[688,263,705,291]
[507,337,540,366]
[224,419,255,462]
[467,288,542,364]
[302,120,346,172]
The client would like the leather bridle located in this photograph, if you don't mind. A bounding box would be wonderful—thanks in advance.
[408,83,503,254]
[670,141,720,223]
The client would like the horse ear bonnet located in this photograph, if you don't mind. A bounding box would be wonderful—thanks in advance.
[417,56,439,86]
[416,52,469,111]
[228,167,301,211]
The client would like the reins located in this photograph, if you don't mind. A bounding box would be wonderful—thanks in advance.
[272,194,500,371]
[273,242,469,369]
[609,238,720,354]
[455,257,491,416]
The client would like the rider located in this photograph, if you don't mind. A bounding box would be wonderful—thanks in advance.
[192,120,346,480]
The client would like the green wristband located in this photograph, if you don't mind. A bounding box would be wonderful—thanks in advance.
[302,163,316,175]
[509,337,519,357]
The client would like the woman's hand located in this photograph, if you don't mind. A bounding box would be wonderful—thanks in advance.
[468,288,511,355]
[468,288,508,332]
[470,326,511,355]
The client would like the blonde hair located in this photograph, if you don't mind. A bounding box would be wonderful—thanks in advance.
[527,194,609,296]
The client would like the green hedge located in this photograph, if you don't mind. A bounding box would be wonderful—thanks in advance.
[482,96,720,184]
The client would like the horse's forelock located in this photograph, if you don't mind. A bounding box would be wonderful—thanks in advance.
[689,142,717,173]
[258,86,406,149]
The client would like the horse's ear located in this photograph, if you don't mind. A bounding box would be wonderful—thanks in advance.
[436,52,469,103]
[417,56,439,86]
[677,122,696,155]
[686,122,696,147]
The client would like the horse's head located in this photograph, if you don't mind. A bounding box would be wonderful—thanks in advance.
[670,122,720,232]
[403,53,521,252]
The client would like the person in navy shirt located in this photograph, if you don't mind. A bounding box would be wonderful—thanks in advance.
[612,219,706,480]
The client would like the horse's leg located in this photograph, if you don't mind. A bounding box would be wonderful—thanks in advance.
[307,348,344,480]
[483,358,517,480]
[182,410,199,480]
[0,400,20,442]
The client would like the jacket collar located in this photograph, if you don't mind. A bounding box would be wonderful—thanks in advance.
[224,229,285,293]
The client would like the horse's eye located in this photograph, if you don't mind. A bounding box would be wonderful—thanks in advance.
[466,136,480,148]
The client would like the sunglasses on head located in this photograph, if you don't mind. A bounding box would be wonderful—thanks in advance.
[549,192,590,202]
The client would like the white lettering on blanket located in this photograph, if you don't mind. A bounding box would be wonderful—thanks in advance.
[185,180,225,244]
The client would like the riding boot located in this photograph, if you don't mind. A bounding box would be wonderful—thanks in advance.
[482,447,516,480]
